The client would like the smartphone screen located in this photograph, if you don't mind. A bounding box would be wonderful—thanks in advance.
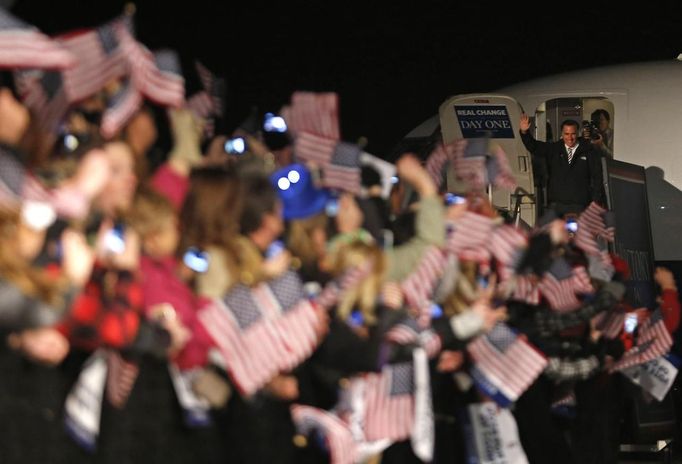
[183,247,210,273]
[224,137,246,155]
[624,313,638,334]
[265,240,285,259]
[104,223,126,254]
[444,192,466,206]
[263,113,287,133]
[325,198,339,217]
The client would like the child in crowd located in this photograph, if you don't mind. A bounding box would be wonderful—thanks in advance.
[127,186,215,369]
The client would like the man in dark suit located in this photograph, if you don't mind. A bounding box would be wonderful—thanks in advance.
[519,114,605,217]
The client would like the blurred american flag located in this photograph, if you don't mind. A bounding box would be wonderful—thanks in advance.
[451,138,516,190]
[400,246,447,327]
[468,322,547,407]
[281,91,340,140]
[198,270,323,396]
[290,404,356,464]
[186,61,224,138]
[14,69,69,134]
[424,140,467,189]
[105,350,139,409]
[359,361,415,442]
[610,309,673,372]
[537,258,593,312]
[58,17,129,102]
[0,7,76,69]
[294,131,362,194]
[17,15,184,138]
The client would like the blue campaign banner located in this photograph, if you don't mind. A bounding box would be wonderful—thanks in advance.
[454,105,515,139]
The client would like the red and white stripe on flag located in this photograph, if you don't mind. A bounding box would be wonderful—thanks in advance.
[294,131,361,193]
[290,404,357,464]
[105,350,139,409]
[447,211,496,256]
[385,322,443,359]
[400,246,447,326]
[117,28,184,108]
[453,157,487,189]
[195,61,222,116]
[538,266,594,312]
[281,91,340,140]
[424,139,467,189]
[186,91,213,120]
[359,364,415,442]
[501,275,541,305]
[323,163,361,195]
[573,221,601,256]
[100,82,143,138]
[610,310,673,372]
[295,130,337,167]
[490,224,527,280]
[579,201,615,242]
[467,324,547,402]
[490,145,518,190]
[56,19,128,103]
[591,309,626,339]
[198,295,322,396]
[0,8,76,70]
[451,138,487,189]
[315,262,373,311]
[424,143,449,188]
[17,17,128,133]
[14,69,70,134]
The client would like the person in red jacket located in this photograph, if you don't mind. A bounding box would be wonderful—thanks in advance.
[654,266,680,334]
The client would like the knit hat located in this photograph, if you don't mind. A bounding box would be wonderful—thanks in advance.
[270,163,331,220]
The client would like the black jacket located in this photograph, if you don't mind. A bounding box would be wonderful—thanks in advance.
[520,132,605,212]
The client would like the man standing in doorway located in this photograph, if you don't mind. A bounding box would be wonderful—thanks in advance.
[519,113,605,217]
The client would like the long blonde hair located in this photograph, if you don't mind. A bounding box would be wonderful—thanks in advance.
[285,212,328,270]
[327,239,386,326]
[442,260,479,317]
[0,208,64,306]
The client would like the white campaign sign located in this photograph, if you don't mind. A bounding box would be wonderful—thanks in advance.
[621,356,678,402]
[468,402,528,464]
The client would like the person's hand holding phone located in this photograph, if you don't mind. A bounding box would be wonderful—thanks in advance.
[95,219,140,270]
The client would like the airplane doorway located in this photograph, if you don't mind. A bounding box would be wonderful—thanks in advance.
[537,97,615,157]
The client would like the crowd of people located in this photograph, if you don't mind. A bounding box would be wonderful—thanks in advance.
[1,8,681,464]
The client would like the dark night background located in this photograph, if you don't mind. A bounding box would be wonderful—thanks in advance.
[10,0,682,158]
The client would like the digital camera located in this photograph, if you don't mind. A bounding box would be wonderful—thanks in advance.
[582,120,600,141]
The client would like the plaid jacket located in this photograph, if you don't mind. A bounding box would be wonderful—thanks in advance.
[58,264,169,357]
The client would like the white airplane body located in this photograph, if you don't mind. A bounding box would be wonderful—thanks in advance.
[406,60,682,262]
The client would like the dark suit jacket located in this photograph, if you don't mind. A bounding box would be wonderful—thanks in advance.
[520,132,605,213]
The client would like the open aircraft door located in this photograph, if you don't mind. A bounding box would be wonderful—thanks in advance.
[439,94,536,226]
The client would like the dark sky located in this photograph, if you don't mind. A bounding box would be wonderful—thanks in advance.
[11,1,682,158]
